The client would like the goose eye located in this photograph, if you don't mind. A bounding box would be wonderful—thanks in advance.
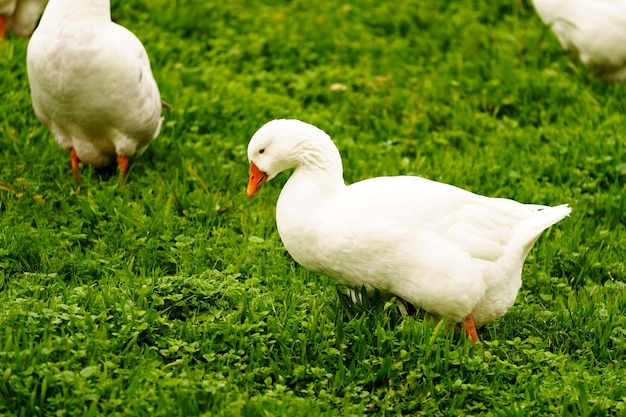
[259,149,265,154]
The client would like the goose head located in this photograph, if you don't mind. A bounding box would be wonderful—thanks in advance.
[246,119,341,198]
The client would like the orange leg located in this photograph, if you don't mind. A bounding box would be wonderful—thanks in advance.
[0,15,7,38]
[69,148,81,180]
[117,155,130,176]
[464,314,480,345]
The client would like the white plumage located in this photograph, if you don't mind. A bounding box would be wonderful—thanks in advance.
[26,0,163,178]
[247,119,571,343]
[532,0,626,81]
[0,0,47,37]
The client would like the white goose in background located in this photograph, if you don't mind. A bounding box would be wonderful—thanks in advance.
[0,0,18,37]
[8,0,48,37]
[0,0,48,38]
[532,0,626,81]
[27,0,163,178]
[246,119,571,344]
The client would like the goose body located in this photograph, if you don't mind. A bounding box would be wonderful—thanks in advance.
[26,0,163,177]
[532,0,626,81]
[247,119,571,343]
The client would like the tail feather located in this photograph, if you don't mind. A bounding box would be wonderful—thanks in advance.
[518,203,571,258]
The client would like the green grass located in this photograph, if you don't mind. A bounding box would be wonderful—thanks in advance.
[1,0,625,415]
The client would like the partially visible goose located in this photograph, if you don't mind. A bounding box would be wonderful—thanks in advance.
[27,0,163,178]
[247,119,571,344]
[6,0,48,37]
[532,0,626,81]
[0,0,17,37]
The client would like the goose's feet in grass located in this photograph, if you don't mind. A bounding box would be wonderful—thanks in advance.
[70,148,81,180]
[117,155,130,177]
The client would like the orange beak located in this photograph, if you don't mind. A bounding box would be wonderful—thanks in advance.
[247,162,268,198]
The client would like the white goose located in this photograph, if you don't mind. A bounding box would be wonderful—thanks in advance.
[0,0,18,37]
[6,0,48,37]
[532,0,626,81]
[247,119,571,344]
[27,0,163,178]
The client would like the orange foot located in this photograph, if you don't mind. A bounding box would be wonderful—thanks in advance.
[117,155,130,176]
[70,148,81,180]
[464,314,480,345]
[0,15,7,38]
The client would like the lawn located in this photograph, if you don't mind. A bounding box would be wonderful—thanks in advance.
[0,0,625,415]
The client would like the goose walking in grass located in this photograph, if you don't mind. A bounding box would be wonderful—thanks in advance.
[246,119,571,344]
[26,0,164,179]
[0,0,48,38]
[532,0,626,81]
